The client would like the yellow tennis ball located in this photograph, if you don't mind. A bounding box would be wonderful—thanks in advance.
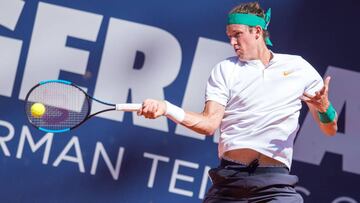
[31,103,46,118]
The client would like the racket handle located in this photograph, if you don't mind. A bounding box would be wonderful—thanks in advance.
[116,103,142,111]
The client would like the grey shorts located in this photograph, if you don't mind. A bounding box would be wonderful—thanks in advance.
[203,159,303,203]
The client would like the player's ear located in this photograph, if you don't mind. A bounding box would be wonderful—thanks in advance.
[255,26,262,39]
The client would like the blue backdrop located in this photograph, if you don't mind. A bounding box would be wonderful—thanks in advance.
[0,0,359,202]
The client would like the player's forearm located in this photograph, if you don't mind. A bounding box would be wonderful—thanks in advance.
[309,104,338,136]
[180,111,220,135]
[319,120,337,136]
[138,99,223,135]
[164,100,223,136]
[317,102,338,136]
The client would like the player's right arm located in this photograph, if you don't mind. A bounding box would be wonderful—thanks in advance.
[137,99,225,135]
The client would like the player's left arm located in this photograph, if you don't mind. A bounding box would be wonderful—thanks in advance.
[301,76,338,136]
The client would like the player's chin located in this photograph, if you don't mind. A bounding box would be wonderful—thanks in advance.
[235,49,243,55]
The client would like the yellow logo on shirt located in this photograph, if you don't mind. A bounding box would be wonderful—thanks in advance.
[283,70,294,76]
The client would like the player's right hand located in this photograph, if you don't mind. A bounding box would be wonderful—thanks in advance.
[137,99,167,119]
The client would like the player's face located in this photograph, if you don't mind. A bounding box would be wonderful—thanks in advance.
[226,24,257,60]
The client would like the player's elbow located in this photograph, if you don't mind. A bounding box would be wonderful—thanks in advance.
[196,127,217,136]
[204,125,219,136]
[205,129,216,136]
[191,114,222,136]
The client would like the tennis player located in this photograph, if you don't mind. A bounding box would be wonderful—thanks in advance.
[138,2,338,202]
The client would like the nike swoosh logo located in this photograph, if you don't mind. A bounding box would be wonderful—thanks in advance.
[283,70,294,76]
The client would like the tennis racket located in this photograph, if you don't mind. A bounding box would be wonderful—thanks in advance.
[25,79,141,133]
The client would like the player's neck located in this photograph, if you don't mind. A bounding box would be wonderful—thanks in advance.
[241,44,272,66]
[256,44,272,66]
[238,43,272,66]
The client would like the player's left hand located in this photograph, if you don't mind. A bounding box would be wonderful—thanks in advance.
[301,76,331,112]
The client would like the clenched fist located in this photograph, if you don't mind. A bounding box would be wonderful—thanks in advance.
[137,99,167,119]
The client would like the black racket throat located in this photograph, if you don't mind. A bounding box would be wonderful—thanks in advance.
[72,106,116,131]
[72,96,116,130]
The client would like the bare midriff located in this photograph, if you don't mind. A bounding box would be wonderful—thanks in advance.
[223,148,284,166]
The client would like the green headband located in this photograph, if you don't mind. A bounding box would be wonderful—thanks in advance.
[227,8,272,46]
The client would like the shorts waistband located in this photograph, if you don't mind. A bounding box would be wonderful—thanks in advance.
[220,158,289,174]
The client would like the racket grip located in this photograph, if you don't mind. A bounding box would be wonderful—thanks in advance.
[116,103,142,111]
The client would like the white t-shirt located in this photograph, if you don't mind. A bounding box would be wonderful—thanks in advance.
[205,53,323,169]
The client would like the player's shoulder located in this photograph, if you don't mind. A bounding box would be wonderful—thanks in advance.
[273,52,304,62]
[273,52,320,77]
[273,52,312,67]
[212,56,238,70]
[210,56,238,76]
[218,56,239,66]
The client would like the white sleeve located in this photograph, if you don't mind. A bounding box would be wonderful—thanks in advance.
[205,64,229,106]
[303,58,324,95]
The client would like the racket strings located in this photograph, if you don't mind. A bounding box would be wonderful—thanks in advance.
[26,82,90,130]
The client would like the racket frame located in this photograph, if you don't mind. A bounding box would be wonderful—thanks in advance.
[25,79,117,133]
